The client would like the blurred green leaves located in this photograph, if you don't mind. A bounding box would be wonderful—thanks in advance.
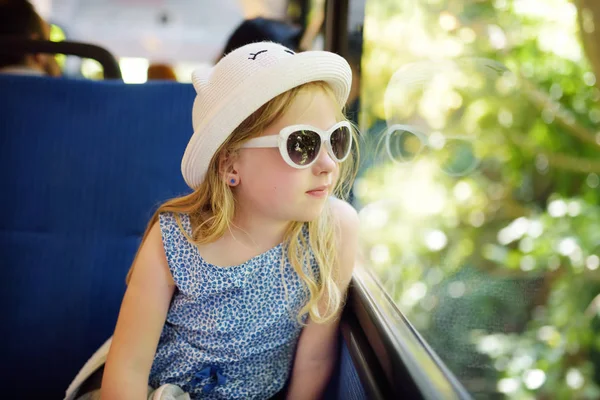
[358,0,600,398]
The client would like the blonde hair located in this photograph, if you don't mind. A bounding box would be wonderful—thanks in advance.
[127,81,359,324]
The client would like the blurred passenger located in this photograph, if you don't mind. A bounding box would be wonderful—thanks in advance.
[0,0,61,76]
[147,63,177,81]
[217,17,302,62]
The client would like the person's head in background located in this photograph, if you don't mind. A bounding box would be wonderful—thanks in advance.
[217,17,303,62]
[147,63,177,81]
[0,0,61,76]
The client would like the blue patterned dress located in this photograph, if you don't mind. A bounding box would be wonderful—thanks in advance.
[148,212,319,399]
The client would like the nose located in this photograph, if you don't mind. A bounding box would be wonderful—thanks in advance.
[312,146,336,175]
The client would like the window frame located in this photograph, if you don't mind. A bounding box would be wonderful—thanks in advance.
[342,267,473,399]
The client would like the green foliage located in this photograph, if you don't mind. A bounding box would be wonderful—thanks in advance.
[357,0,600,398]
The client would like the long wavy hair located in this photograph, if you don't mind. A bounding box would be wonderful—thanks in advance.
[127,81,359,324]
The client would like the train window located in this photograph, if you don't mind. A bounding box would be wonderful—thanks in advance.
[47,22,107,80]
[118,57,149,83]
[49,23,65,42]
[354,0,600,398]
[81,58,104,80]
[49,23,66,69]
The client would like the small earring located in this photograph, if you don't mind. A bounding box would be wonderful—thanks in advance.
[230,178,236,185]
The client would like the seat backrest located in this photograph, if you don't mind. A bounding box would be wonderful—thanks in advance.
[0,75,195,398]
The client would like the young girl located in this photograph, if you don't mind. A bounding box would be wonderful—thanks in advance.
[76,41,360,400]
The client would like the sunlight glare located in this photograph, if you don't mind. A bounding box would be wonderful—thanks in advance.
[424,230,448,251]
[523,369,546,390]
[548,199,567,217]
[586,255,599,270]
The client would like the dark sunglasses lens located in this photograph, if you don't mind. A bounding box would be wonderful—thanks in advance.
[330,126,352,160]
[286,130,321,166]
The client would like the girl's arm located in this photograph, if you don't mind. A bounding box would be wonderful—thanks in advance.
[286,199,360,400]
[101,222,175,400]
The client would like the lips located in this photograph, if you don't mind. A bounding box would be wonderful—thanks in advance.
[306,185,330,196]
[307,185,330,193]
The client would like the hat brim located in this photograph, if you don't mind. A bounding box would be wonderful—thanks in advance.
[181,51,352,189]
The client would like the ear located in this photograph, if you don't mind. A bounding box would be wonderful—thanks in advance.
[218,150,240,186]
[191,65,212,94]
[32,53,44,66]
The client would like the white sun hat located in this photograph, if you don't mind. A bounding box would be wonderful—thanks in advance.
[181,41,352,189]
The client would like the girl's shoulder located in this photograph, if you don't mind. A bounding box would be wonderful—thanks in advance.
[157,212,195,255]
[327,196,360,285]
[158,212,192,235]
[328,196,359,228]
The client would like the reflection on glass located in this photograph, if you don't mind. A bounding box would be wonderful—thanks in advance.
[386,125,426,162]
[384,124,480,176]
[357,0,600,398]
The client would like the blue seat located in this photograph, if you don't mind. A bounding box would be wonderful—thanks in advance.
[0,75,366,399]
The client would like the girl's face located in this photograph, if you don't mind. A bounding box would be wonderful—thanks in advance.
[233,88,342,223]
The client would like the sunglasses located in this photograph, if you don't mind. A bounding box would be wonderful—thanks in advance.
[241,121,353,169]
[385,124,479,176]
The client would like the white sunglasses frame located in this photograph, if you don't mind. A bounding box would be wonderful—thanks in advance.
[241,121,353,169]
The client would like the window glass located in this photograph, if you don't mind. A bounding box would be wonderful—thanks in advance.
[49,23,66,69]
[356,1,600,398]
